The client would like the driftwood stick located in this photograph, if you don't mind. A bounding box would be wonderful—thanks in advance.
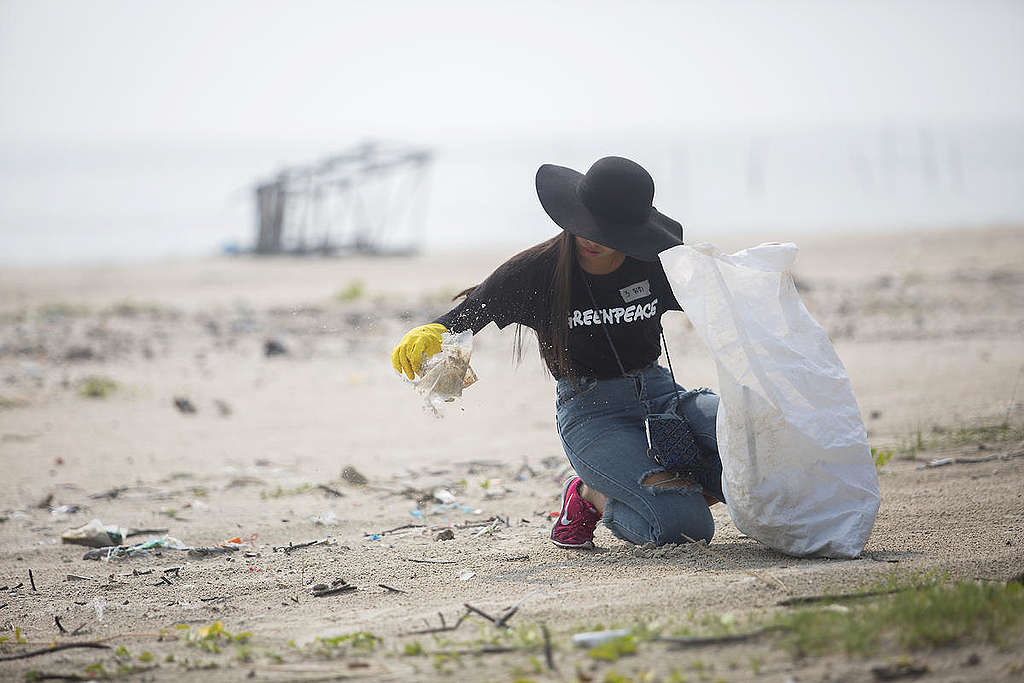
[317,484,345,498]
[542,623,556,670]
[494,605,519,628]
[401,557,457,564]
[656,627,782,648]
[0,642,109,662]
[54,616,67,634]
[402,609,470,635]
[272,538,330,554]
[125,528,169,538]
[777,587,904,606]
[454,517,501,529]
[463,603,499,624]
[374,523,425,535]
[29,569,37,591]
[429,646,518,656]
[16,674,87,682]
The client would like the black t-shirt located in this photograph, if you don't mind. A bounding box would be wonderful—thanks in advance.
[434,247,681,379]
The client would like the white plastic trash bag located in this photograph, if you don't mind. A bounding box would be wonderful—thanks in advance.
[660,242,879,558]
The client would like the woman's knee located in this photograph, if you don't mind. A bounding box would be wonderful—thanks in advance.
[650,512,715,546]
[641,481,715,546]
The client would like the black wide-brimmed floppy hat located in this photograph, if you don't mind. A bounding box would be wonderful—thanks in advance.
[536,156,683,261]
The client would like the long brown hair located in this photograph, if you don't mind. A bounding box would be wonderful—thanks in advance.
[454,231,577,377]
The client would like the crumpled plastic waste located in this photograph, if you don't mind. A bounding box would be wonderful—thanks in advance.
[82,536,188,560]
[81,535,250,561]
[412,330,478,417]
[433,503,476,514]
[572,629,633,648]
[187,537,249,558]
[409,504,478,519]
[61,519,127,547]
[50,504,82,521]
[433,489,457,505]
[309,510,339,526]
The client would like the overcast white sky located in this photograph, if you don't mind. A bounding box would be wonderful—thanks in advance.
[2,0,1022,145]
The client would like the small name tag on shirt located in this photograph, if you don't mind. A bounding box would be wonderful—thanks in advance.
[619,280,651,303]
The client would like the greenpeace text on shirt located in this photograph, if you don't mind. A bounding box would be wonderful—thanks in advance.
[568,299,660,329]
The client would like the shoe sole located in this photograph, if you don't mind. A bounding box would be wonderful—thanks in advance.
[550,476,595,550]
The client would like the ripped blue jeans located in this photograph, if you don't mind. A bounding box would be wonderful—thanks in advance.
[555,364,719,546]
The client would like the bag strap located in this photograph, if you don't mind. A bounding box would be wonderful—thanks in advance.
[581,274,628,378]
[581,272,681,405]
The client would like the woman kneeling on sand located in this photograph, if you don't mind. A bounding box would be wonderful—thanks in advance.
[392,156,722,549]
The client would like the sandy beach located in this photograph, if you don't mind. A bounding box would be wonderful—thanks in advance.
[1,226,1022,682]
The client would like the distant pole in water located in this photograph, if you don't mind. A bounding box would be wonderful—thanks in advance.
[252,140,434,256]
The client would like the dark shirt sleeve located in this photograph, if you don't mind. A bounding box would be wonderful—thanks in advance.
[654,257,683,312]
[433,297,495,335]
[433,255,546,333]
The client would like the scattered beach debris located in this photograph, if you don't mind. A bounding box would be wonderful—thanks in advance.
[81,537,186,561]
[61,519,127,547]
[514,462,537,480]
[434,529,455,541]
[470,519,501,538]
[433,488,457,504]
[458,570,476,581]
[341,465,368,485]
[403,609,470,635]
[379,583,407,593]
[188,537,249,558]
[777,588,905,607]
[871,661,929,680]
[572,629,633,648]
[402,557,457,565]
[364,522,425,539]
[309,510,340,526]
[214,399,232,417]
[317,484,345,498]
[311,578,356,597]
[463,601,519,628]
[921,457,953,469]
[81,536,248,561]
[89,486,128,500]
[173,396,197,414]
[264,338,288,356]
[655,627,782,648]
[272,538,330,554]
[916,452,1024,469]
[0,642,110,662]
[542,623,556,670]
[50,504,82,520]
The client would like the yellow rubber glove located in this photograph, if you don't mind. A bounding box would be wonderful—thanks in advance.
[391,323,448,380]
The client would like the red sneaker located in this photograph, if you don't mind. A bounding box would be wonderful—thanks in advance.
[550,475,600,549]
